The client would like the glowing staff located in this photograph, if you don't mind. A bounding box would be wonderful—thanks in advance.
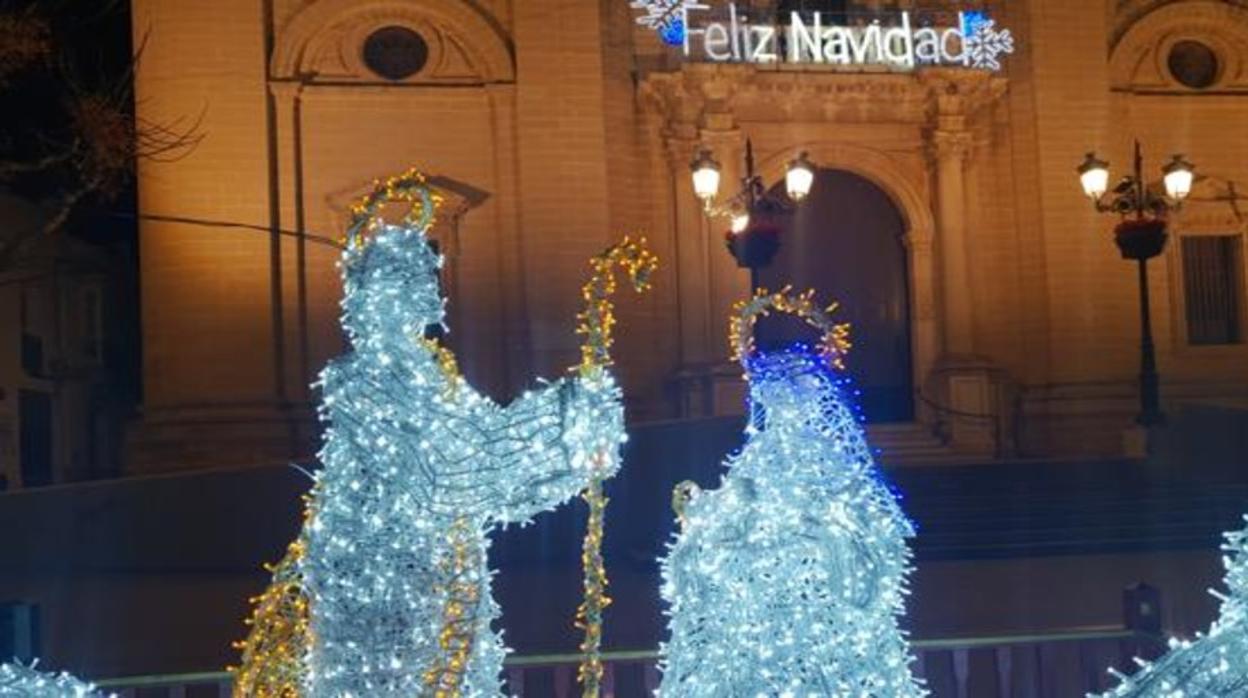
[573,237,658,697]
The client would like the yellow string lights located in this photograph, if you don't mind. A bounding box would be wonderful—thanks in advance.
[573,237,658,698]
[344,167,444,249]
[576,237,659,374]
[421,336,462,395]
[422,517,482,697]
[729,285,852,370]
[231,499,314,698]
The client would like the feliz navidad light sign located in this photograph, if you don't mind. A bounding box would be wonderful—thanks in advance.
[631,1,1015,71]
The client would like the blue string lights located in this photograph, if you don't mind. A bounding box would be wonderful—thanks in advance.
[659,289,926,696]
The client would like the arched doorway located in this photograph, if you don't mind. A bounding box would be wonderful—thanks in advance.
[757,168,914,422]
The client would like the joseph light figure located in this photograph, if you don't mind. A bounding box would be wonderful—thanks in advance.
[1097,516,1248,697]
[300,172,623,697]
[659,289,926,697]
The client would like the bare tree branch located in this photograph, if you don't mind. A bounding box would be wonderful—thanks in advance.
[0,9,50,87]
[0,4,205,273]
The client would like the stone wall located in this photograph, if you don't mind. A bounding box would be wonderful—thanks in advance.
[127,0,1248,471]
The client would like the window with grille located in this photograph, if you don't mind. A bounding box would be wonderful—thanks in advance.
[1181,235,1245,345]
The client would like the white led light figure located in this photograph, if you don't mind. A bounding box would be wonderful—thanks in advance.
[658,290,926,697]
[1096,516,1248,697]
[0,662,108,697]
[298,173,624,697]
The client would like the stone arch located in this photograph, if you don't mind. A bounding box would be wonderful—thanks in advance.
[272,0,514,82]
[754,141,939,407]
[1110,1,1248,91]
[754,142,935,247]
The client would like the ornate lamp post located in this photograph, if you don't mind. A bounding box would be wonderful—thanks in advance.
[691,140,816,292]
[1076,141,1195,427]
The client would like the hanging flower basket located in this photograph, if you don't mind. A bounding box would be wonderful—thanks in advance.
[725,217,784,269]
[1113,219,1168,260]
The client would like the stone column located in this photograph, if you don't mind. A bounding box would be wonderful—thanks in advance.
[665,130,720,417]
[699,124,751,360]
[921,70,1011,456]
[930,128,975,356]
[699,124,751,416]
[665,131,714,368]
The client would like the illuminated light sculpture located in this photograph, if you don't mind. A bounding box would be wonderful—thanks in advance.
[1096,516,1248,697]
[281,169,628,697]
[573,239,658,697]
[0,662,107,697]
[659,288,926,697]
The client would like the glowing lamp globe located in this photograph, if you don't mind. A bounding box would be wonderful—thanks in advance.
[785,151,816,202]
[1077,152,1110,200]
[1162,154,1195,202]
[690,149,721,205]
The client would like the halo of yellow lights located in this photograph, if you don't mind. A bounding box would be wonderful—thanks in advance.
[730,286,852,370]
[344,167,444,249]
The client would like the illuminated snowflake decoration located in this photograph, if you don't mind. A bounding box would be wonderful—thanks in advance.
[0,662,108,697]
[1096,516,1248,696]
[630,0,691,45]
[963,17,1014,71]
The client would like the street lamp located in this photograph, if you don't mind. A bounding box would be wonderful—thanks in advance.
[690,139,816,291]
[691,149,722,205]
[1077,141,1195,427]
[785,152,816,203]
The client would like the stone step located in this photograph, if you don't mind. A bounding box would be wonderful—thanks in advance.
[866,423,965,466]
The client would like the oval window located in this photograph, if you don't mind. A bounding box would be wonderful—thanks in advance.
[363,26,429,81]
[1167,40,1219,90]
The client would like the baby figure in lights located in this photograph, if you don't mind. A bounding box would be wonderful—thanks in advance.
[299,172,624,697]
[1096,515,1248,697]
[659,289,926,697]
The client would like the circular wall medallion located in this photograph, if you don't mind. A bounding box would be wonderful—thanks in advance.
[1167,40,1219,89]
[363,26,429,81]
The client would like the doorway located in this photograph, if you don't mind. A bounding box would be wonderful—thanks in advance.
[757,169,915,422]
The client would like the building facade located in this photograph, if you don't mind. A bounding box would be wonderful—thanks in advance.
[0,192,127,490]
[128,0,1248,472]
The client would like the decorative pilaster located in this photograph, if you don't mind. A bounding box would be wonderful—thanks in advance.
[665,131,715,367]
[928,128,975,356]
[268,81,309,404]
[699,125,751,361]
[920,69,1013,456]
